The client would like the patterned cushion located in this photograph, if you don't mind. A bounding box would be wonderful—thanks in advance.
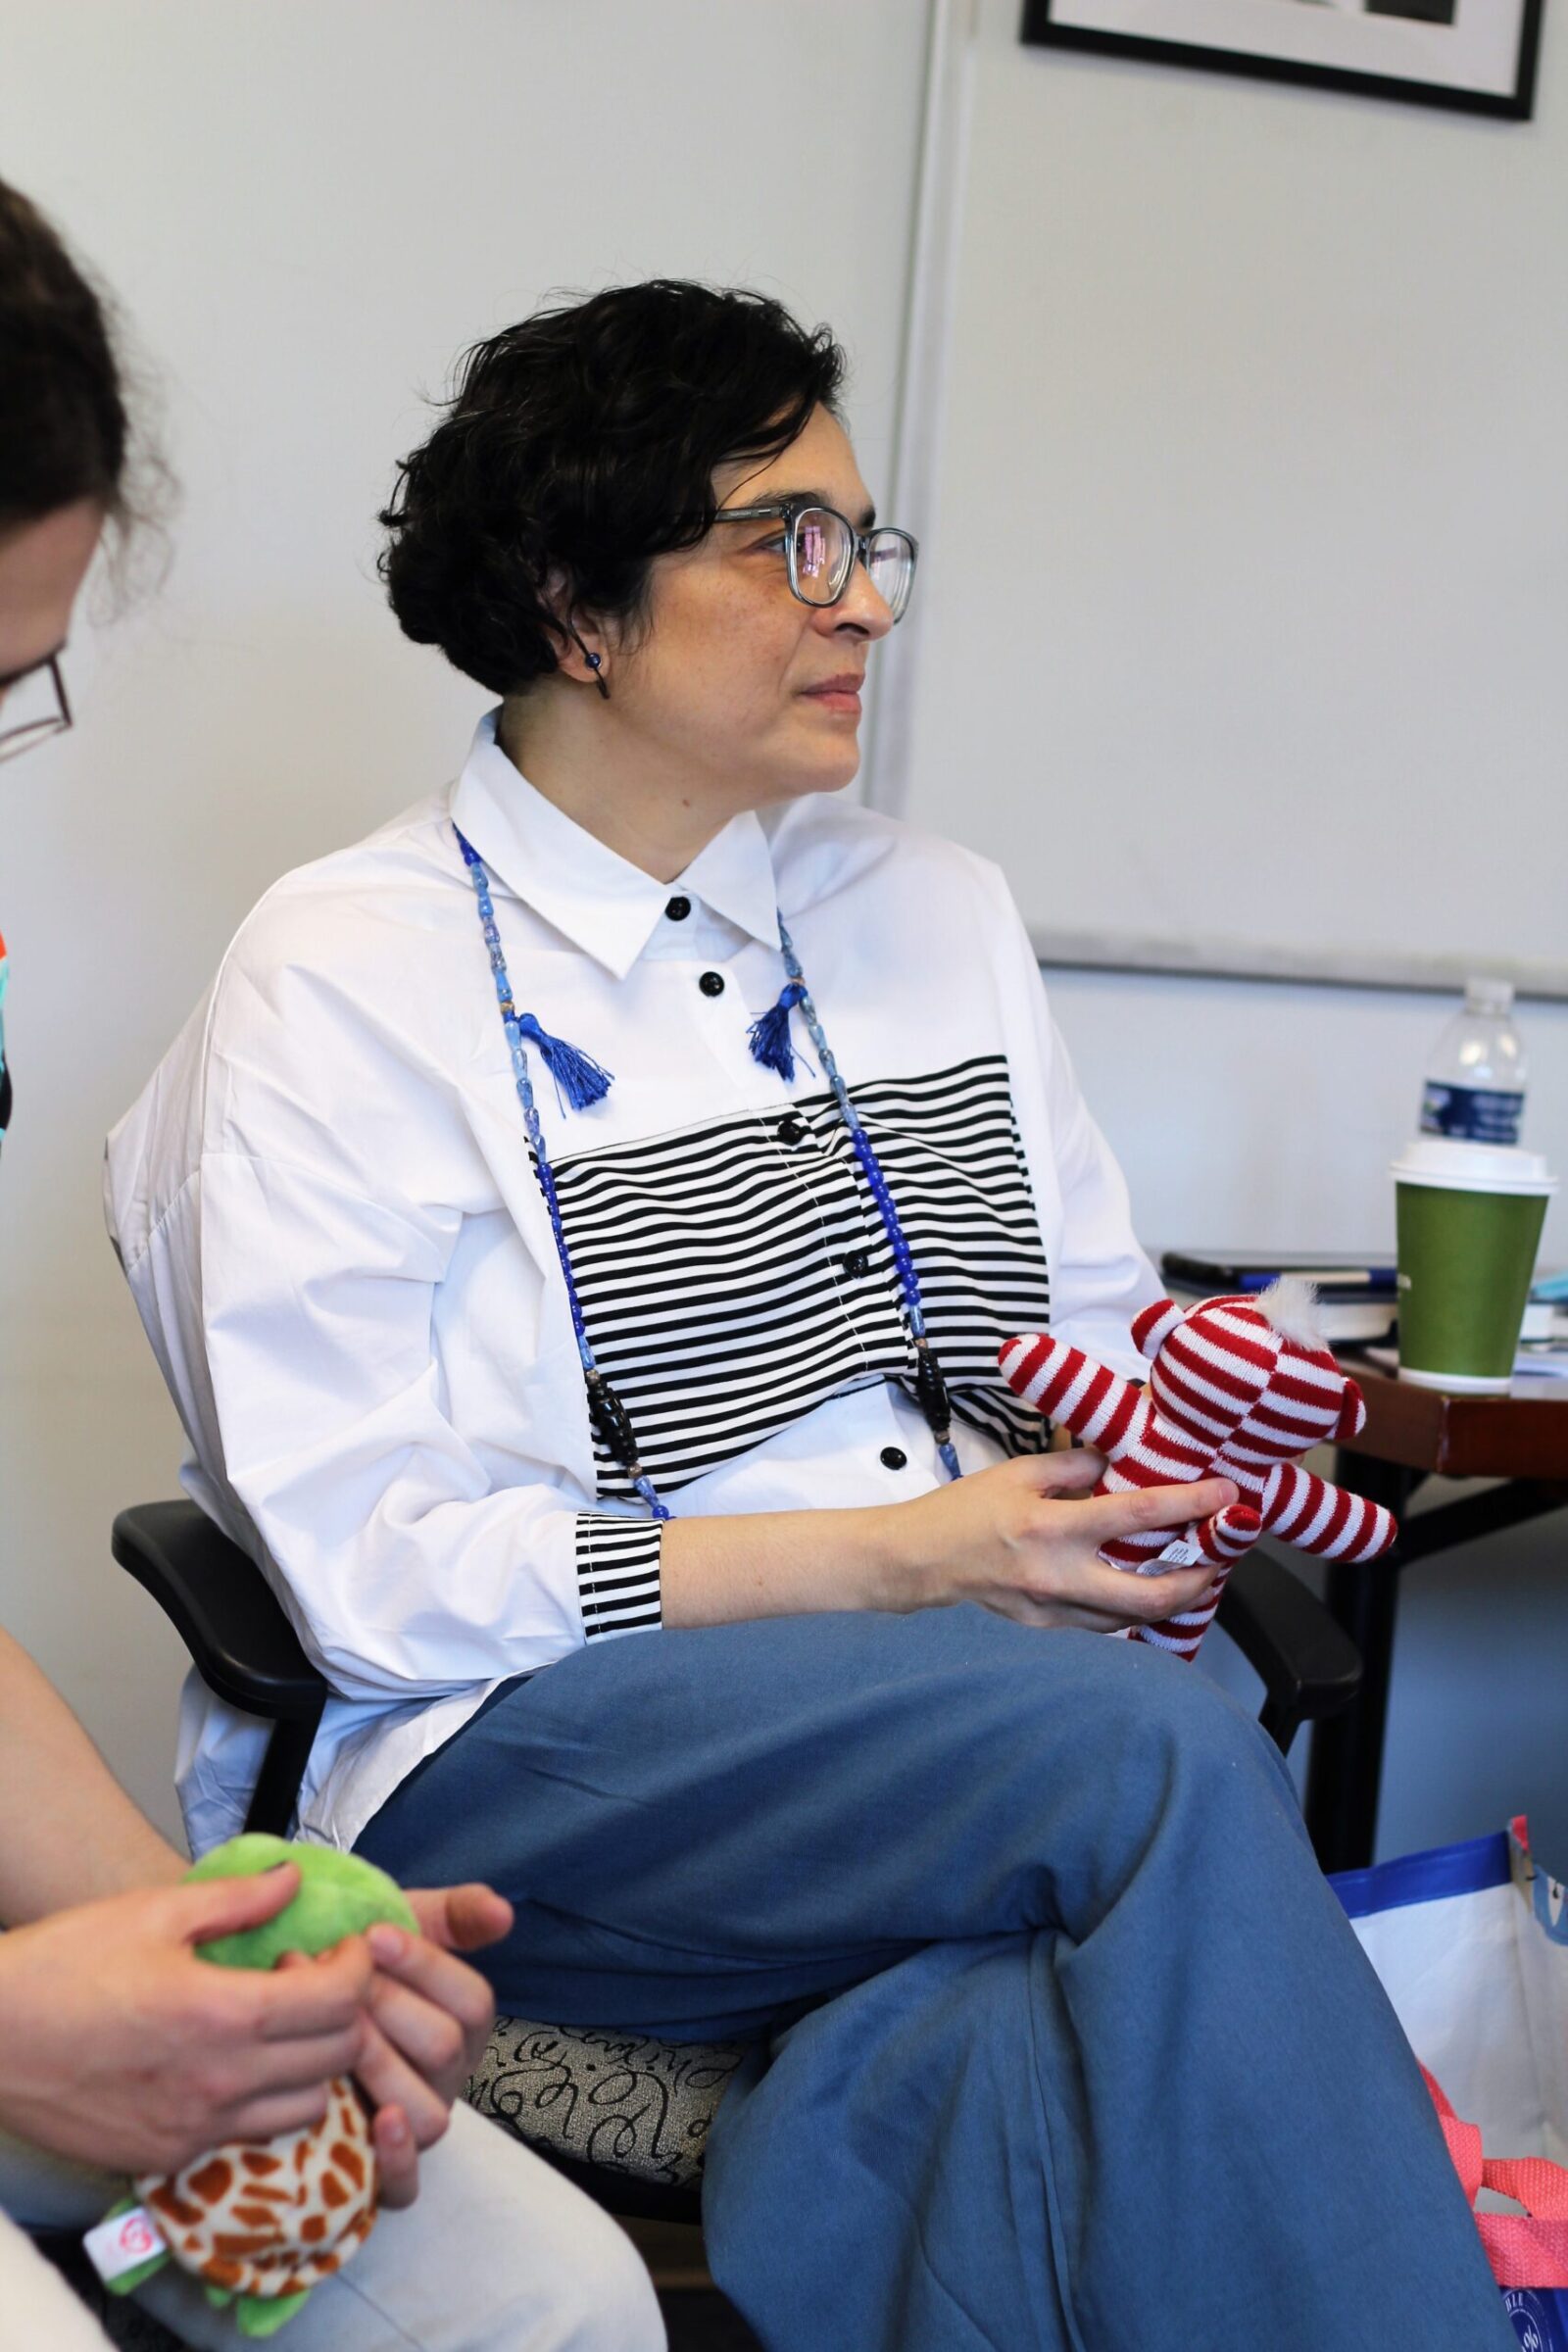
[466,2017,751,2190]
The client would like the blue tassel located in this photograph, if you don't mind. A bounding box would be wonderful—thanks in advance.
[511,1012,613,1112]
[747,982,811,1082]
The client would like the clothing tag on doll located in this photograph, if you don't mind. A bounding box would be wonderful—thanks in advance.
[82,2203,167,2284]
[1151,1536,1202,1570]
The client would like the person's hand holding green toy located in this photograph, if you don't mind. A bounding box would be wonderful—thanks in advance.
[92,1837,423,2337]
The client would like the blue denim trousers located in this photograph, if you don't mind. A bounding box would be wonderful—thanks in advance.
[358,1603,1511,2352]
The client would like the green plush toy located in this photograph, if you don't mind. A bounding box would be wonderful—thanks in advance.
[90,1836,416,2337]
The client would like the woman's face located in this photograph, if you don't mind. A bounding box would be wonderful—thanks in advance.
[0,497,101,713]
[601,406,897,811]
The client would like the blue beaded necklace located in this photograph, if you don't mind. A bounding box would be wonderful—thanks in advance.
[457,825,961,1518]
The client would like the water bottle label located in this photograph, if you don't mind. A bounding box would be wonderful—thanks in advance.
[1420,1082,1524,1145]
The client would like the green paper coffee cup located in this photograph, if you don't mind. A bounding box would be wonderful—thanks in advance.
[1392,1138,1556,1394]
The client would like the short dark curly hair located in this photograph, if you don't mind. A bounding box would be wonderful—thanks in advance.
[0,175,127,532]
[379,280,847,697]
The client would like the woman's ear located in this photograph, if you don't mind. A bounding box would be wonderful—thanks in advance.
[542,568,611,695]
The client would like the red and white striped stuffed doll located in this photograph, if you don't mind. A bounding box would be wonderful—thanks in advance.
[999,1279,1397,1662]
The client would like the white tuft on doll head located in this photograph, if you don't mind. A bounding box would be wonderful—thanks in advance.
[1251,1276,1325,1349]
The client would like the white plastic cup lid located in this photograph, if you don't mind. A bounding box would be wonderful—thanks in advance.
[1391,1137,1557,1196]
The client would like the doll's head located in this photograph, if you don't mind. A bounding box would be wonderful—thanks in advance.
[187,1834,417,1968]
[1133,1278,1367,1462]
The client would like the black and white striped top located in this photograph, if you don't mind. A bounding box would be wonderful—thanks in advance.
[107,711,1157,1852]
[563,1054,1054,1639]
[560,1054,1053,1503]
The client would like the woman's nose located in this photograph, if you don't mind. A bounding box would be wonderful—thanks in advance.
[822,560,896,640]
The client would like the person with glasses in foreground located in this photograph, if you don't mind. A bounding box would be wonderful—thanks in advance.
[106,280,1513,2352]
[0,177,662,2352]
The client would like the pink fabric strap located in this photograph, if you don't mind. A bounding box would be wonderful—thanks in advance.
[1422,2066,1568,2287]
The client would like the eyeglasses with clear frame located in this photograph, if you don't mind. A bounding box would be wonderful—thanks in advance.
[0,655,73,763]
[714,502,918,623]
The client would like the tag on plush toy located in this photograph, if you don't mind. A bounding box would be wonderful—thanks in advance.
[1152,1537,1203,1569]
[83,2202,168,2288]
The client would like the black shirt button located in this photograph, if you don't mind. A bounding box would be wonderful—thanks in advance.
[699,970,725,998]
[842,1250,871,1278]
[665,895,691,921]
[777,1113,808,1146]
[879,1446,908,1472]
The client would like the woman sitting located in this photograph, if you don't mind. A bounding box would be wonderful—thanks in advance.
[106,280,1511,2352]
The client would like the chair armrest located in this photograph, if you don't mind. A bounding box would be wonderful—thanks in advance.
[112,1499,327,1724]
[113,1498,1356,1760]
[1216,1546,1362,1753]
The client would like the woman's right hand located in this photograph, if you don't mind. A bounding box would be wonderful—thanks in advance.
[891,1446,1240,1632]
[0,1864,374,2178]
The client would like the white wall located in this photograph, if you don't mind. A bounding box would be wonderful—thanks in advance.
[0,0,930,1842]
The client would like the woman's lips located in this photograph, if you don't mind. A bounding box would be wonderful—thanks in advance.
[802,676,863,713]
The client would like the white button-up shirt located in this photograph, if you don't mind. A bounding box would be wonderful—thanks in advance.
[105,713,1157,1855]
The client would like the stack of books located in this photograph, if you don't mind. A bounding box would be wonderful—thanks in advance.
[1514,1272,1568,1379]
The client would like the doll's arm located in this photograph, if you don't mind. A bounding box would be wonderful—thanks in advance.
[1000,1334,1148,1452]
[1191,1500,1264,1567]
[1258,1463,1396,1561]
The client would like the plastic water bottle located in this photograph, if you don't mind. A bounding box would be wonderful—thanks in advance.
[1419,978,1528,1147]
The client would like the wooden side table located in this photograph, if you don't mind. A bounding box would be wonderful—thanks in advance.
[1302,1363,1568,1874]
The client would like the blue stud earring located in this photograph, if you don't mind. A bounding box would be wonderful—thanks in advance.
[563,620,610,702]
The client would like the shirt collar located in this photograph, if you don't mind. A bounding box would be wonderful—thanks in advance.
[449,711,782,980]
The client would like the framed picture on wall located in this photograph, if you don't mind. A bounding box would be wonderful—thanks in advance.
[1020,0,1544,118]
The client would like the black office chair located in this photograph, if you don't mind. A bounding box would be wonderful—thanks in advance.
[114,1499,1360,2226]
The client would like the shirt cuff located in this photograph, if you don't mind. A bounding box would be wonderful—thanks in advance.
[574,1512,663,1641]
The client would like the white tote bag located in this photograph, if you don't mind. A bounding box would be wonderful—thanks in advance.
[1332,1817,1568,2346]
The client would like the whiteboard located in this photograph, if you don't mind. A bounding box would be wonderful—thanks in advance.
[872,0,1568,998]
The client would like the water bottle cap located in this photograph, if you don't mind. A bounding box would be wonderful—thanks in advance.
[1463,976,1515,1015]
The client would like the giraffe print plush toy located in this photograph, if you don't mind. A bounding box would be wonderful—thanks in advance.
[1000,1279,1397,1662]
[97,1836,418,2337]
